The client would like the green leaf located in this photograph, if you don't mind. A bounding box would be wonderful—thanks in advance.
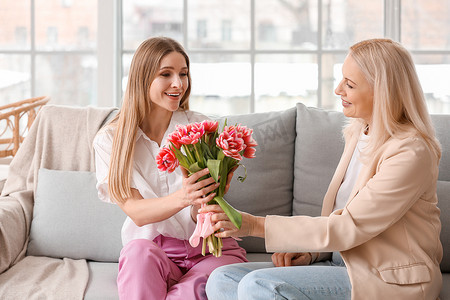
[182,144,196,165]
[189,162,202,173]
[169,144,189,169]
[214,196,242,229]
[206,159,221,183]
[201,142,214,159]
[217,150,225,161]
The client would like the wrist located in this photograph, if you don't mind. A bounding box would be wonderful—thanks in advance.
[250,215,265,238]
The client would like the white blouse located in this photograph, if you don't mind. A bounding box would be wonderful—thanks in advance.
[93,110,208,246]
[333,132,369,211]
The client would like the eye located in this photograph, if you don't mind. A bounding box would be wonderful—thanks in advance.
[180,71,188,77]
[161,73,170,77]
[346,83,354,89]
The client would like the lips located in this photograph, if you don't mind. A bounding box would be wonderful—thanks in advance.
[165,92,181,97]
[341,98,351,107]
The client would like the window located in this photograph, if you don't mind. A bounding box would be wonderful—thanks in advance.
[1,0,449,115]
[197,20,207,40]
[117,0,450,116]
[222,20,232,42]
[0,0,97,106]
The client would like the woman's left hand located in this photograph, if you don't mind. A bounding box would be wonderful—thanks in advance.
[200,204,266,238]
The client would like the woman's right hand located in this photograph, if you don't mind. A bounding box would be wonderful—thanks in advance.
[271,252,312,267]
[179,167,219,208]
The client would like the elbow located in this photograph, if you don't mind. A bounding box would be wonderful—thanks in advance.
[126,212,147,227]
[132,217,147,227]
[120,203,147,227]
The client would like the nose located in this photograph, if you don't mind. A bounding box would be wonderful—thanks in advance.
[171,75,183,88]
[335,79,344,96]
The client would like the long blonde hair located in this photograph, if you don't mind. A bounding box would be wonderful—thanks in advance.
[343,38,441,161]
[107,37,191,203]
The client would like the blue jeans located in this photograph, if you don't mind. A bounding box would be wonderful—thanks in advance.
[206,252,351,300]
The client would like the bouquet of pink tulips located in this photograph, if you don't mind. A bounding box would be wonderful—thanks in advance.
[156,120,257,257]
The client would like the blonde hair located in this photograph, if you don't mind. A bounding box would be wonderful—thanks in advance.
[343,38,441,161]
[107,37,191,203]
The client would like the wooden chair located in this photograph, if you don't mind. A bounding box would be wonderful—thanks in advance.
[0,96,50,157]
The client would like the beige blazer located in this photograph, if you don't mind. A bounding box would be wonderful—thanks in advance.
[265,128,443,299]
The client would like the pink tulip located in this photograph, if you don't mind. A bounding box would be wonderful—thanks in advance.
[174,123,204,145]
[180,131,202,145]
[202,120,219,133]
[243,146,256,159]
[216,125,246,160]
[156,146,179,173]
[167,131,183,149]
[190,122,206,136]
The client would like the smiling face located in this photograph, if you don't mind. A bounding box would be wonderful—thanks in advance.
[335,54,374,124]
[149,51,189,112]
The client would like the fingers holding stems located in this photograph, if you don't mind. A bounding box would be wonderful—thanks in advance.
[199,205,265,239]
[182,168,219,207]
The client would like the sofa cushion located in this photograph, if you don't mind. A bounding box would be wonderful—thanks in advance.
[293,103,347,216]
[84,262,119,300]
[438,180,450,272]
[27,168,126,262]
[217,107,296,252]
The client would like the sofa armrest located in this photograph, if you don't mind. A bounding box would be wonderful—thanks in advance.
[0,196,27,274]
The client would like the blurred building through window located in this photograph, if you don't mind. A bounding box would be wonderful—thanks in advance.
[0,0,449,115]
[0,0,97,106]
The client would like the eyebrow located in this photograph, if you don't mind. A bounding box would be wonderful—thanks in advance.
[159,66,188,70]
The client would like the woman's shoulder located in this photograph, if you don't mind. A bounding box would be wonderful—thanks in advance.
[383,131,436,162]
[93,125,115,147]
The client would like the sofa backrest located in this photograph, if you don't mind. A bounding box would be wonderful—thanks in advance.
[292,103,347,217]
[431,114,450,272]
[432,114,450,181]
[220,107,297,252]
[24,104,450,270]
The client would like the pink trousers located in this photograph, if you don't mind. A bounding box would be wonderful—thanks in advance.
[117,235,247,300]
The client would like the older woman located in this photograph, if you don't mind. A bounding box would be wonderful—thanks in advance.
[204,38,442,299]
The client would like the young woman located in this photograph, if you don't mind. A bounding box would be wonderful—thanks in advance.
[205,38,442,299]
[93,37,247,300]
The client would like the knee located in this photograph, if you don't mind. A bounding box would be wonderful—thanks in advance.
[237,270,269,297]
[206,265,239,299]
[206,266,226,292]
[238,271,259,291]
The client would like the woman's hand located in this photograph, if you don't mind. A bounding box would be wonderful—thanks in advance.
[178,168,219,213]
[271,252,312,267]
[200,205,266,238]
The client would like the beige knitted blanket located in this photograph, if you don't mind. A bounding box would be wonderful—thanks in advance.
[0,105,116,300]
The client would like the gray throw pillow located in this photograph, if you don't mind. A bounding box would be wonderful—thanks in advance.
[27,168,126,262]
[437,180,450,272]
[216,107,296,252]
[293,103,347,216]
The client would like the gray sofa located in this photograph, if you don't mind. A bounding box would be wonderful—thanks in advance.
[0,103,448,299]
